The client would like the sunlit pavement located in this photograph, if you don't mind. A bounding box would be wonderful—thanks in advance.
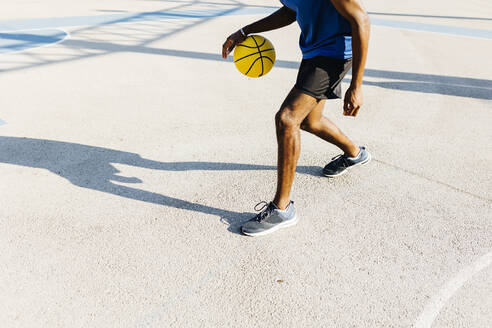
[1,1,491,327]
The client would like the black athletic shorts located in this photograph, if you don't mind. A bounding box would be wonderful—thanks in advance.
[295,56,353,100]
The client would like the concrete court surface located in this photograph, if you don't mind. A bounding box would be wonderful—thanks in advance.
[0,0,491,327]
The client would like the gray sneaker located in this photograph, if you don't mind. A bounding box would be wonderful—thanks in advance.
[241,201,298,236]
[323,146,371,177]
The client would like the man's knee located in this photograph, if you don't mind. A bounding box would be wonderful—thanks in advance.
[275,108,299,132]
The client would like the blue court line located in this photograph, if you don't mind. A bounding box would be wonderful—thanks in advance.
[0,7,491,44]
[368,12,492,22]
[371,18,492,40]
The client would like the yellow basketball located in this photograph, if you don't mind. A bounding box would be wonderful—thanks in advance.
[233,35,276,78]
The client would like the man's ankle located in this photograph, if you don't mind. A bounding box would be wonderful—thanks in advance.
[273,199,290,210]
[344,145,360,158]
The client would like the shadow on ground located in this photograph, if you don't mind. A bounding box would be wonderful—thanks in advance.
[0,136,321,233]
[57,40,492,100]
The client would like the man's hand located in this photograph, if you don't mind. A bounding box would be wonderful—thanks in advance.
[343,86,363,117]
[222,30,246,59]
[331,0,370,118]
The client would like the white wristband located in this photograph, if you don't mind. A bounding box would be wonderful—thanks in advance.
[240,28,247,37]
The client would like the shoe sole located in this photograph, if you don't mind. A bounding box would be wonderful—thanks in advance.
[241,215,298,237]
[323,153,372,178]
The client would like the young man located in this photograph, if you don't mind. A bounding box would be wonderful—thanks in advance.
[222,0,371,236]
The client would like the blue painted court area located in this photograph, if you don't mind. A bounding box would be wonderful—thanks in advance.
[0,29,67,54]
[0,119,6,126]
[0,7,252,32]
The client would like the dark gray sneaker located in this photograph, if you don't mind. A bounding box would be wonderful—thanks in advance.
[323,146,371,177]
[241,201,298,236]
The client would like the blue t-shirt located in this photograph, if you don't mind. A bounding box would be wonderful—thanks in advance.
[280,0,352,59]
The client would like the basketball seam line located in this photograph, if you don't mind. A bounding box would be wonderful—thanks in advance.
[238,52,275,76]
[245,56,264,76]
[234,48,274,63]
[251,35,264,77]
[236,38,266,49]
[242,53,274,75]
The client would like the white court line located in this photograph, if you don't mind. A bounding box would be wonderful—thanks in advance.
[0,26,74,33]
[0,28,70,55]
[414,250,492,328]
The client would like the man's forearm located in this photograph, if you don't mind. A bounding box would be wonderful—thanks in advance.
[349,14,370,88]
[243,6,296,35]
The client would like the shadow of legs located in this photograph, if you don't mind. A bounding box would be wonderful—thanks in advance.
[86,181,253,234]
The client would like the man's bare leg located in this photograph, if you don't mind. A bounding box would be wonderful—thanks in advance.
[301,100,360,157]
[273,88,320,210]
[241,89,367,236]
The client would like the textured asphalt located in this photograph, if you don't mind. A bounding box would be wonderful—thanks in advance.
[0,0,491,327]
